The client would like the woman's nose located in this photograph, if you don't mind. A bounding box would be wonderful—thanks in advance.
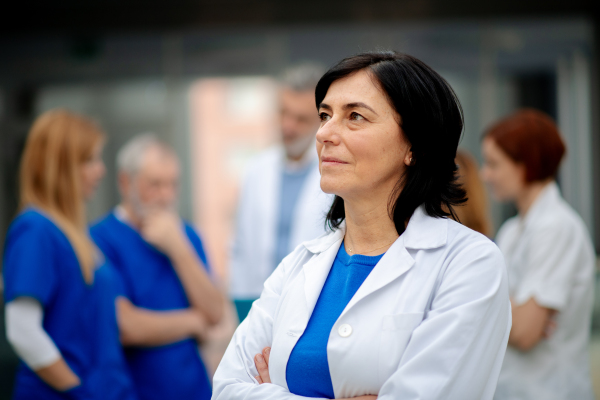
[316,119,339,146]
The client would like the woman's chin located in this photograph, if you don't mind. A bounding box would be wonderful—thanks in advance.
[320,179,344,196]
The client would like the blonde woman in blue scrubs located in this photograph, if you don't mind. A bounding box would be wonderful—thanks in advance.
[3,109,137,399]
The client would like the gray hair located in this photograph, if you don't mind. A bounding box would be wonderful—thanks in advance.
[116,134,176,175]
[280,62,326,92]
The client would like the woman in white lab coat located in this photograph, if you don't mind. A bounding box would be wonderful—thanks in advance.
[481,109,595,400]
[213,52,511,400]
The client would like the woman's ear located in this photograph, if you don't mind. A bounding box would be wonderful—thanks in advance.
[404,148,414,166]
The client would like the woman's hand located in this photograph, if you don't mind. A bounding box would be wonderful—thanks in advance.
[254,347,271,384]
[253,347,377,399]
[35,358,81,391]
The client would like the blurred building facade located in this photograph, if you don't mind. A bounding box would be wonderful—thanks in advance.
[1,20,595,238]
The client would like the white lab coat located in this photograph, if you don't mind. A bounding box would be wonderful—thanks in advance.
[214,206,512,400]
[229,146,333,299]
[494,182,595,400]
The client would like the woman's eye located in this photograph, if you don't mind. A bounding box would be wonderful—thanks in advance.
[319,112,331,122]
[350,112,364,121]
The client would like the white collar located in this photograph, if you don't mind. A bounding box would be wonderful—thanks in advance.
[302,205,448,255]
[520,181,560,228]
[113,205,138,230]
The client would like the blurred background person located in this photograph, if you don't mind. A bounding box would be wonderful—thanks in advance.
[481,109,595,400]
[2,110,137,399]
[453,149,493,237]
[90,135,224,400]
[229,63,333,322]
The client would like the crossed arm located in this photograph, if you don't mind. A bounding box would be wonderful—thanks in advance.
[117,297,208,346]
[252,346,377,400]
[509,298,556,351]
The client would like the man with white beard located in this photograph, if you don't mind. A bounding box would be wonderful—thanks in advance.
[91,135,223,400]
[229,63,332,322]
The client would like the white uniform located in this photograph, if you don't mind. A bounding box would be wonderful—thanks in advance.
[229,146,332,300]
[494,182,595,400]
[214,206,511,400]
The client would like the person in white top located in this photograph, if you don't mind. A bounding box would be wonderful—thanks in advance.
[481,109,595,400]
[229,63,333,322]
[213,51,511,400]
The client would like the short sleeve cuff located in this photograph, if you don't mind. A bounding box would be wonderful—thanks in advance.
[514,284,568,311]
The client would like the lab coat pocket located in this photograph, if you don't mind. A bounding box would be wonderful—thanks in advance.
[378,312,424,386]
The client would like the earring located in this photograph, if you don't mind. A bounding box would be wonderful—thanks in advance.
[409,157,413,165]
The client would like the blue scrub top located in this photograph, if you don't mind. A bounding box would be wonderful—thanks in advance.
[90,212,212,400]
[2,208,137,400]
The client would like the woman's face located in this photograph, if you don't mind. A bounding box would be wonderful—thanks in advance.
[480,137,526,202]
[80,141,106,201]
[316,69,411,202]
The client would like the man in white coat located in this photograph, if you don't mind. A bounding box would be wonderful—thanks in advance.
[229,63,332,322]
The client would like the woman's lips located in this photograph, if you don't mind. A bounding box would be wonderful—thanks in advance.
[321,157,348,165]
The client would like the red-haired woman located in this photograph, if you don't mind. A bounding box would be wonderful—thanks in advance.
[481,109,595,400]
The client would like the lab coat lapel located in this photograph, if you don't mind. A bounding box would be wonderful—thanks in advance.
[339,206,447,317]
[340,238,415,317]
[268,234,341,391]
[302,231,344,315]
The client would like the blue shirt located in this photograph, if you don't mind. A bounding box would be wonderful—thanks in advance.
[274,162,314,268]
[286,243,383,398]
[90,212,212,400]
[2,208,137,400]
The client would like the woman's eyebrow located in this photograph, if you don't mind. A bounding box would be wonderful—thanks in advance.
[345,102,378,115]
[318,102,379,116]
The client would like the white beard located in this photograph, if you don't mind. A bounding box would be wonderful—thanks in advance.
[128,187,178,220]
[284,133,316,160]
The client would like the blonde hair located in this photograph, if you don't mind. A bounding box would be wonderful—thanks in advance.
[453,150,492,237]
[19,109,105,283]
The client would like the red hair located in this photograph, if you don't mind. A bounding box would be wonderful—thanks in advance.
[484,109,566,182]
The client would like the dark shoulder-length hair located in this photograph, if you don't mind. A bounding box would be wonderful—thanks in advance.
[316,51,466,236]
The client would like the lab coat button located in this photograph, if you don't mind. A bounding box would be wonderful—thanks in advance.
[338,324,352,337]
